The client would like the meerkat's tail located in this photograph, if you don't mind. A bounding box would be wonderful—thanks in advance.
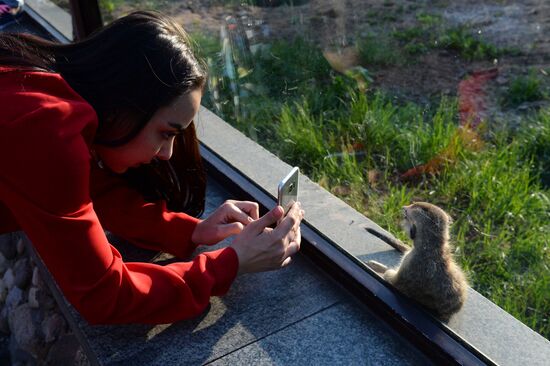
[365,227,410,253]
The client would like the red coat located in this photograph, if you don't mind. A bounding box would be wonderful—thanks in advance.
[0,67,238,324]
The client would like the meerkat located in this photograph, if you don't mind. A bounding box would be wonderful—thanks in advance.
[368,202,468,322]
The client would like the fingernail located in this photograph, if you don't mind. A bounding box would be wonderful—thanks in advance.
[247,216,254,222]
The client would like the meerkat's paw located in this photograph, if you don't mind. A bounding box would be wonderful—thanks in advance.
[367,260,388,274]
[391,239,411,253]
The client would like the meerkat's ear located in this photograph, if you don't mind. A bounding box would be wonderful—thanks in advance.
[409,223,416,240]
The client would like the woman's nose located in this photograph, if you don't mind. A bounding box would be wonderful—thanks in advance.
[156,141,174,161]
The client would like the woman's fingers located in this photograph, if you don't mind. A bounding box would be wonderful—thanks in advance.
[272,202,302,239]
[217,222,245,238]
[276,206,302,268]
[233,200,260,220]
[224,203,254,226]
[221,200,259,226]
[281,237,301,267]
[245,205,284,235]
[281,256,292,267]
[230,202,303,274]
[285,240,300,260]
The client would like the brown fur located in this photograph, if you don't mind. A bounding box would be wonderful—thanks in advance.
[368,202,468,322]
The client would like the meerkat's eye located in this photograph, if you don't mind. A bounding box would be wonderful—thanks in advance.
[409,224,417,239]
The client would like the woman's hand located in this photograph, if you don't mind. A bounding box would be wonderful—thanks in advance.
[191,200,259,245]
[231,202,304,274]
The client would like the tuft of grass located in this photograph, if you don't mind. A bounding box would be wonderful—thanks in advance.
[392,26,426,43]
[517,108,550,187]
[403,42,429,55]
[253,37,335,99]
[356,34,403,67]
[98,0,175,22]
[502,72,548,108]
[437,27,501,61]
[214,0,309,6]
[391,25,433,57]
[276,101,330,172]
[416,12,442,27]
[390,20,511,62]
[366,184,418,240]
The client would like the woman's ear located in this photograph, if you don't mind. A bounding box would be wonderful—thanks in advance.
[409,223,416,240]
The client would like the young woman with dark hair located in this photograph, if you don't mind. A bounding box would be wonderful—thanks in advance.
[0,11,303,324]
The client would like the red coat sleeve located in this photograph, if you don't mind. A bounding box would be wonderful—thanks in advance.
[0,70,239,324]
[89,164,202,259]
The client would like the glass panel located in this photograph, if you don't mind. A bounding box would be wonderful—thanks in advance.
[25,0,73,40]
[47,0,70,12]
[98,1,549,341]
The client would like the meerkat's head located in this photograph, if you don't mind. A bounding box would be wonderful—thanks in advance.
[402,202,451,247]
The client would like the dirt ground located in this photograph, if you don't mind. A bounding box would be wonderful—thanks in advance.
[108,0,550,119]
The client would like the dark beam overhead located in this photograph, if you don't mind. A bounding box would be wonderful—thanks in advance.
[68,0,102,40]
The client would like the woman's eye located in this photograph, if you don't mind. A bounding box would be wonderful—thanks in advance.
[162,131,176,140]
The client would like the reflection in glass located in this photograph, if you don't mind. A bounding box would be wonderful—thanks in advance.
[48,0,70,11]
[98,1,549,340]
[23,0,73,40]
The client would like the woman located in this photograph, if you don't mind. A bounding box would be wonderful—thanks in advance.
[0,11,303,324]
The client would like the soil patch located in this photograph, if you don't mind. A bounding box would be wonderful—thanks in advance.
[130,0,550,112]
[104,0,550,117]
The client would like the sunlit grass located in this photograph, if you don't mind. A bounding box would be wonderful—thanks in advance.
[194,32,550,339]
[357,34,403,66]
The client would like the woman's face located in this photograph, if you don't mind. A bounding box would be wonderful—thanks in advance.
[95,88,202,173]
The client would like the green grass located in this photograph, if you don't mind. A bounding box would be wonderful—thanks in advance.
[416,12,443,27]
[212,0,309,6]
[98,0,177,22]
[193,32,550,340]
[502,72,549,108]
[363,21,500,63]
[357,34,403,66]
[388,18,512,62]
[438,27,502,61]
[518,109,550,187]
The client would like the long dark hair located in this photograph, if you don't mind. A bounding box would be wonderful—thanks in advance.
[0,11,207,216]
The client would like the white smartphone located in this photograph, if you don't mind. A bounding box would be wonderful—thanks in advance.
[277,167,299,216]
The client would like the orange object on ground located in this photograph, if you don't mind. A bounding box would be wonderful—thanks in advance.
[400,68,497,182]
